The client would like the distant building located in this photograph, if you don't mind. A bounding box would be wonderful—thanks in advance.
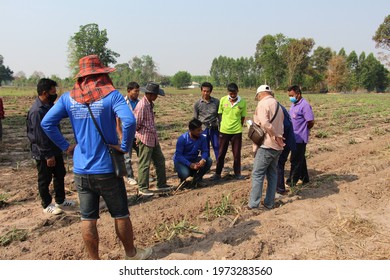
[186,82,200,89]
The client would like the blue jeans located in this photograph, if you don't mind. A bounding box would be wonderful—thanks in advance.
[249,148,281,209]
[74,173,129,220]
[125,140,139,179]
[174,157,212,181]
[202,127,219,160]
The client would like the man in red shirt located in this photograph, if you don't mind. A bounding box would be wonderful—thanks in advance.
[133,82,170,196]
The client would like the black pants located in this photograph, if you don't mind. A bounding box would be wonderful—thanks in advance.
[287,143,309,185]
[36,155,66,208]
[216,132,242,176]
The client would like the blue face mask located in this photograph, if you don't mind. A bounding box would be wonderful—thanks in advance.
[289,96,297,103]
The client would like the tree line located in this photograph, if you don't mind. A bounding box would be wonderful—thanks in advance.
[2,16,390,92]
[208,35,389,92]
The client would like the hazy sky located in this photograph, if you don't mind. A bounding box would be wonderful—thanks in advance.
[1,0,389,79]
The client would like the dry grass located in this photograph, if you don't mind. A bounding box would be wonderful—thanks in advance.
[327,209,390,259]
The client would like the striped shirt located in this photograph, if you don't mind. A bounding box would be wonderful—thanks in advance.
[133,96,158,147]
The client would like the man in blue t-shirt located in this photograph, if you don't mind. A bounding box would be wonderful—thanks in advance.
[41,55,151,260]
[173,118,212,188]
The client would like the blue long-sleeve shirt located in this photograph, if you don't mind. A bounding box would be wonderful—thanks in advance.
[173,131,209,167]
[41,90,135,174]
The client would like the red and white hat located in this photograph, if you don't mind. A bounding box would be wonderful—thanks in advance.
[74,55,115,79]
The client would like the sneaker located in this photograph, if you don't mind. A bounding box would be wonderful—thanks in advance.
[127,177,138,185]
[55,199,76,208]
[43,204,63,215]
[192,177,207,188]
[125,247,153,260]
[234,175,246,180]
[275,193,283,199]
[156,185,173,191]
[277,189,290,196]
[138,189,154,196]
[210,174,221,181]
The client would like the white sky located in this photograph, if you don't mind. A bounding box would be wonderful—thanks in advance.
[1,0,389,78]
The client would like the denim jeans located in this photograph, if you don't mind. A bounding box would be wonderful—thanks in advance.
[124,140,139,179]
[202,127,219,160]
[74,173,129,220]
[249,147,281,209]
[174,157,212,181]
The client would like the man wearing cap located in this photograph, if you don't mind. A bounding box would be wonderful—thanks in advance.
[133,82,170,196]
[286,85,315,187]
[41,55,151,260]
[211,83,247,180]
[248,85,285,210]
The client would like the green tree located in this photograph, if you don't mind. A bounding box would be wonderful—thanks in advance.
[283,38,315,85]
[373,14,390,67]
[346,51,360,90]
[13,71,27,87]
[110,63,132,88]
[360,53,389,92]
[28,71,45,87]
[307,46,333,91]
[210,56,230,86]
[172,71,191,89]
[254,34,287,88]
[338,48,347,57]
[129,55,158,85]
[373,15,390,50]
[67,23,119,76]
[0,55,14,86]
[158,75,171,87]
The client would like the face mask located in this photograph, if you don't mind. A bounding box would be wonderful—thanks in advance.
[48,93,58,103]
[289,96,297,103]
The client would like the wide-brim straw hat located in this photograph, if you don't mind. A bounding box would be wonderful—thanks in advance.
[74,55,115,79]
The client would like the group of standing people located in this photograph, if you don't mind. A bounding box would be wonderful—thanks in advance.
[25,54,314,260]
[248,85,315,210]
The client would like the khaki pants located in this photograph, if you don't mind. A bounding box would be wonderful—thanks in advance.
[137,142,167,190]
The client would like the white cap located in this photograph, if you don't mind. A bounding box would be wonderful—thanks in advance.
[256,85,272,94]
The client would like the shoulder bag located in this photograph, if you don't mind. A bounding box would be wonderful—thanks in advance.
[86,104,127,177]
[248,102,280,146]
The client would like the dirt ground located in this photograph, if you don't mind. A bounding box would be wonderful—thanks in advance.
[0,93,389,260]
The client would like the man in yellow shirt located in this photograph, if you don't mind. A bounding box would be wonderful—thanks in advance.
[211,83,247,180]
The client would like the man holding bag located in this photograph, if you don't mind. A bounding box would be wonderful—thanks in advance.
[41,55,152,260]
[248,85,284,210]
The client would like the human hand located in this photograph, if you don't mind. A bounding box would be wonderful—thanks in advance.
[275,136,285,148]
[108,144,125,154]
[197,159,206,168]
[190,163,199,170]
[65,144,76,156]
[46,156,56,167]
